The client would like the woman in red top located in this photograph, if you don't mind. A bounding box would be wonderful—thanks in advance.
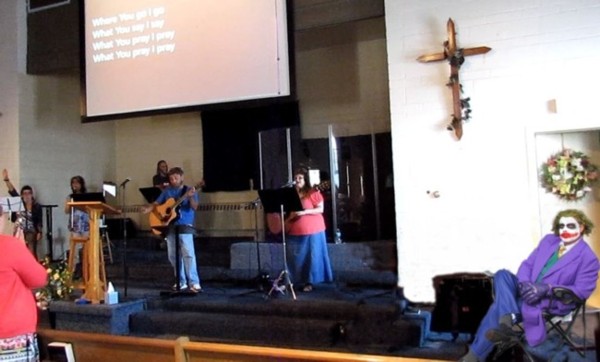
[0,205,48,361]
[285,168,333,292]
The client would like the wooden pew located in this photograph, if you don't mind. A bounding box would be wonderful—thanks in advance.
[38,328,175,362]
[38,328,442,362]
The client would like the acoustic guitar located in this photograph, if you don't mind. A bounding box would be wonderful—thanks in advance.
[149,181,204,235]
[265,181,330,235]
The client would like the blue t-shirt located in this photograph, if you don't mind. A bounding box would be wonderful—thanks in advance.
[155,185,198,225]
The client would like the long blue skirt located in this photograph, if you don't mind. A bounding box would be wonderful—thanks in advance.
[285,231,333,285]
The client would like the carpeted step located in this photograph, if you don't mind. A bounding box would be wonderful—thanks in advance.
[157,295,399,322]
[129,309,422,351]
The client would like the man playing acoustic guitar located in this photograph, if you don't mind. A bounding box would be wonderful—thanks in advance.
[142,167,203,293]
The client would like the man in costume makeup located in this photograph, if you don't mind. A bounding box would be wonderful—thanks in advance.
[460,209,600,362]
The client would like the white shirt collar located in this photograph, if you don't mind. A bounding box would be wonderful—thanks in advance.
[560,238,581,256]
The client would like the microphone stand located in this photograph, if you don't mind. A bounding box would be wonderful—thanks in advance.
[249,197,269,291]
[233,198,268,298]
[120,182,129,298]
[252,198,267,287]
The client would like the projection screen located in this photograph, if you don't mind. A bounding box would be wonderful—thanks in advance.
[82,0,291,120]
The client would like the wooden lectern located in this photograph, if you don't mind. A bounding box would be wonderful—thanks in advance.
[67,201,120,304]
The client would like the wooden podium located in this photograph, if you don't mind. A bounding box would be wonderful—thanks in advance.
[67,201,120,304]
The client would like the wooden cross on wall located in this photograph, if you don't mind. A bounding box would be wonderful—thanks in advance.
[417,18,491,140]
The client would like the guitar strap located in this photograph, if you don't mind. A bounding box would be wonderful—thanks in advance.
[180,185,188,196]
[169,186,188,225]
[178,185,188,203]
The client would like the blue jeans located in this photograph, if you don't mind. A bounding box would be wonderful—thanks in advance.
[470,269,521,360]
[166,231,200,286]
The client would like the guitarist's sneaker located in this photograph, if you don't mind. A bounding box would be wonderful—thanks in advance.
[172,283,188,291]
[190,284,202,293]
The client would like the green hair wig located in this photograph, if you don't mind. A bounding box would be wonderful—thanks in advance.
[551,209,594,236]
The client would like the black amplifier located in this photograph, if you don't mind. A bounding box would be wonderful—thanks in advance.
[431,272,493,338]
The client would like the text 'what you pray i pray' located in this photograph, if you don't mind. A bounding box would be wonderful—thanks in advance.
[90,6,176,63]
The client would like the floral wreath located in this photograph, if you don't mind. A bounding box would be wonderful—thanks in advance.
[540,149,598,200]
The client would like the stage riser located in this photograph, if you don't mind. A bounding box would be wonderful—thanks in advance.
[159,296,399,320]
[129,311,423,350]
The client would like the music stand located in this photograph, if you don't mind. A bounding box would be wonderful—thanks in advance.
[0,196,24,213]
[257,188,303,300]
[0,197,24,238]
[39,204,58,260]
[153,224,199,297]
[139,187,162,203]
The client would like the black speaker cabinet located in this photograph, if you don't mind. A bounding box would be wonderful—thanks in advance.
[431,272,493,337]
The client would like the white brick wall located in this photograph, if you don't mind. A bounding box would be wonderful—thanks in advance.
[386,0,600,302]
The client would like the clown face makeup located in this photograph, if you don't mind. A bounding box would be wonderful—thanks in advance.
[558,216,584,244]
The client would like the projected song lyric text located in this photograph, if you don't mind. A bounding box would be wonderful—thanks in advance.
[90,7,176,63]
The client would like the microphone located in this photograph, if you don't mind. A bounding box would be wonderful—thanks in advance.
[281,180,296,188]
[120,177,131,188]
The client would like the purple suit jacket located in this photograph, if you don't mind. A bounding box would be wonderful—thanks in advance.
[516,234,599,346]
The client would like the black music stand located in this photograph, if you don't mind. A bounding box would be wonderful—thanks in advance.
[153,224,199,297]
[258,188,303,300]
[139,187,162,203]
[39,204,58,260]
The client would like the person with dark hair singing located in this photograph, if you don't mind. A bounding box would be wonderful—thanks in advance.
[2,169,43,259]
[285,168,333,292]
[459,209,600,362]
[152,160,170,190]
[64,175,89,279]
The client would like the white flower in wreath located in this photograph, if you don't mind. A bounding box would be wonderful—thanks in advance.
[571,157,583,171]
[562,171,573,180]
[552,174,562,181]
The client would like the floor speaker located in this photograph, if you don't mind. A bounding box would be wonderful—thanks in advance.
[431,272,493,337]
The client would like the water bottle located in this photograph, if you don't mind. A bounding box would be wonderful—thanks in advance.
[335,228,342,244]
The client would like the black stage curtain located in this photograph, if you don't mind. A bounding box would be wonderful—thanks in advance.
[201,102,300,192]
